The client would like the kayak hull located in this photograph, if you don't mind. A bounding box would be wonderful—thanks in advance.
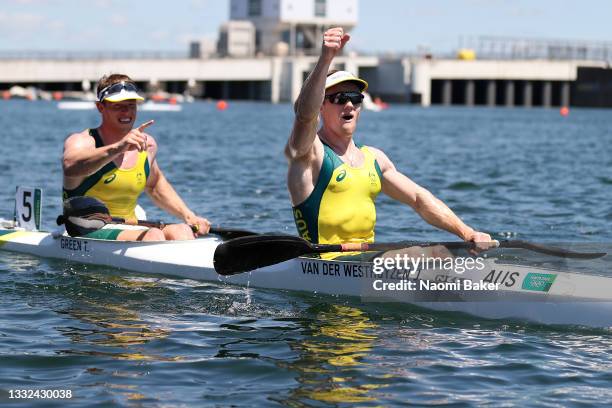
[1,228,611,327]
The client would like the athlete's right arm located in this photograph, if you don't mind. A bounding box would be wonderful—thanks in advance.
[284,27,349,161]
[62,132,119,178]
[63,123,151,178]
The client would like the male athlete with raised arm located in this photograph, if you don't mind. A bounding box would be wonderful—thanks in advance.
[285,27,491,248]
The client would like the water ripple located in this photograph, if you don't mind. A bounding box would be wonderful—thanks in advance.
[0,102,611,406]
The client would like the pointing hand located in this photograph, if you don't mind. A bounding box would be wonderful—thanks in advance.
[118,120,154,152]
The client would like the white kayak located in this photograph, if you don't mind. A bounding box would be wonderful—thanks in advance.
[1,224,611,328]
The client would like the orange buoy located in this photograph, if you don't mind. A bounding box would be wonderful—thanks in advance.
[168,97,177,105]
[216,100,228,111]
[52,91,63,100]
[1,90,10,100]
[560,106,569,117]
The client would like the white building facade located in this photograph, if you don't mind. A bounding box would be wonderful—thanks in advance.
[229,0,358,56]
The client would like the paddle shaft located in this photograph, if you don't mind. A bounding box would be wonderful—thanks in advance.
[111,216,196,233]
[213,235,607,275]
[310,240,499,253]
[109,217,255,239]
[308,240,606,259]
[59,196,258,239]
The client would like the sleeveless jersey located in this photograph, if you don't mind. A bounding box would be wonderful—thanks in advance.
[293,143,382,244]
[63,129,149,219]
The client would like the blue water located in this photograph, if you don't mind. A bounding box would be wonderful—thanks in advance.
[0,100,611,406]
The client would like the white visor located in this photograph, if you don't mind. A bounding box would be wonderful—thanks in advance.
[97,81,145,102]
[103,89,145,102]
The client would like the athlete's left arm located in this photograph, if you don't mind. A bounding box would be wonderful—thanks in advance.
[369,147,491,245]
[144,136,211,235]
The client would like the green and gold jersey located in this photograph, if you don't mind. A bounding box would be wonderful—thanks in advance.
[63,129,150,220]
[293,143,382,244]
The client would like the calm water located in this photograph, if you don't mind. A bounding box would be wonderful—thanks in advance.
[0,100,610,407]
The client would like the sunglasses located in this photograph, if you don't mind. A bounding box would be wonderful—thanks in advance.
[97,81,140,101]
[325,91,364,105]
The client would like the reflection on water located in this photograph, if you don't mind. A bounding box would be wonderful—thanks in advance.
[279,304,387,405]
[55,275,173,361]
[53,275,180,404]
[59,303,171,352]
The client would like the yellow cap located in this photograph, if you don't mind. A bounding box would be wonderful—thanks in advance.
[325,71,368,92]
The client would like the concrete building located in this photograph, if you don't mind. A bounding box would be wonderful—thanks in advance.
[409,59,606,108]
[3,54,612,108]
[189,38,217,59]
[0,55,377,104]
[229,0,357,56]
[217,21,257,57]
[3,4,612,109]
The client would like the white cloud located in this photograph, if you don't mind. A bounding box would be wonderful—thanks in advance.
[46,19,65,31]
[110,14,128,26]
[463,0,511,6]
[66,27,104,46]
[190,0,210,9]
[150,29,170,41]
[93,0,114,9]
[13,0,51,4]
[461,0,544,17]
[0,12,44,26]
[0,14,46,45]
[508,7,544,18]
[407,6,447,18]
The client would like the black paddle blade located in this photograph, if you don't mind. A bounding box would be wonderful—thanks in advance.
[214,235,312,275]
[502,240,607,259]
[209,227,259,240]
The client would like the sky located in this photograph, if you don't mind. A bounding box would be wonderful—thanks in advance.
[1,0,611,54]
